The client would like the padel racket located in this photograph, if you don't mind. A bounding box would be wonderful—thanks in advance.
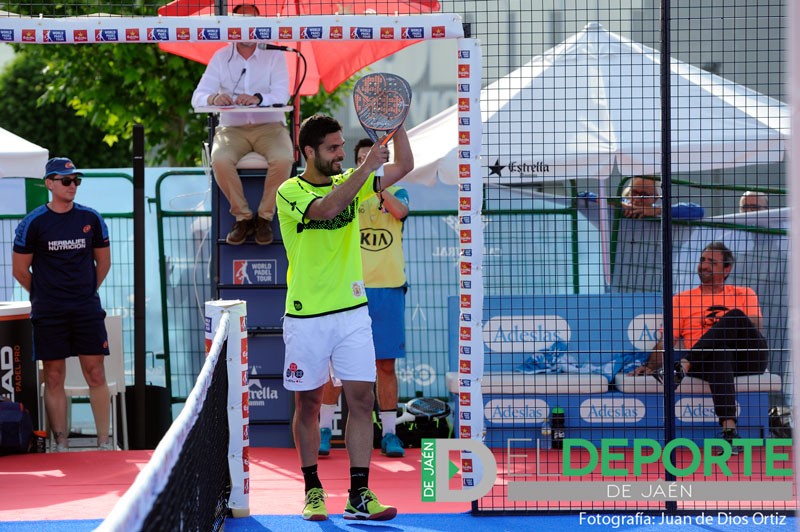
[353,72,412,146]
[406,397,450,420]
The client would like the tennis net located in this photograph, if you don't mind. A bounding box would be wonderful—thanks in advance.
[98,301,249,531]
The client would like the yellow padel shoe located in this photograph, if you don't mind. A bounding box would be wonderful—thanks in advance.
[343,488,397,521]
[302,487,328,521]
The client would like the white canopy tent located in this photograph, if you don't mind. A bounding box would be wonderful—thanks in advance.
[402,22,788,186]
[0,127,48,179]
[0,127,47,299]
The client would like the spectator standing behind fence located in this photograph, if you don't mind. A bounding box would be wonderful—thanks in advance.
[12,157,113,452]
[319,138,410,459]
[620,175,703,220]
[739,190,769,213]
[191,3,294,246]
[276,115,413,521]
[628,241,768,454]
[621,175,663,218]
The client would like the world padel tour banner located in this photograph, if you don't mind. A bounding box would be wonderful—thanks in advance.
[0,14,463,43]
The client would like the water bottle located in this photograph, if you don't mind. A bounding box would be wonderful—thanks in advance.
[540,418,552,450]
[551,407,565,450]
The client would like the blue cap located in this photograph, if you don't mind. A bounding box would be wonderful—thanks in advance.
[44,157,84,179]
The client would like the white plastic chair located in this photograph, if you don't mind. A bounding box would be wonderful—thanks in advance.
[39,315,129,450]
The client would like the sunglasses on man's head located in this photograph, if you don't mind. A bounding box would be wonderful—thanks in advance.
[49,176,82,186]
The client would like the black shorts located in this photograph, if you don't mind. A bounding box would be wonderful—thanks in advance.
[32,312,109,361]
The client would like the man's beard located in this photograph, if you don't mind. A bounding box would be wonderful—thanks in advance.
[315,157,342,177]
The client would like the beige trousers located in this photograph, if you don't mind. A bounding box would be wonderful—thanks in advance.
[211,122,294,221]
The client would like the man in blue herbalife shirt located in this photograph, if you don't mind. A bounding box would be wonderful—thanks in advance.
[12,157,112,452]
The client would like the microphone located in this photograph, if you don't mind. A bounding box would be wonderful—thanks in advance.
[231,67,246,96]
[258,43,292,52]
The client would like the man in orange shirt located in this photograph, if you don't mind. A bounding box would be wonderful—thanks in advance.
[630,241,768,452]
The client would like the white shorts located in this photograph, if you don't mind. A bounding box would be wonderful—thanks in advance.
[283,306,376,391]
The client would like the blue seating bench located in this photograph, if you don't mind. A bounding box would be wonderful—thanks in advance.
[447,293,780,448]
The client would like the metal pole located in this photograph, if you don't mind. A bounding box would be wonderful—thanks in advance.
[132,124,146,449]
[660,1,677,513]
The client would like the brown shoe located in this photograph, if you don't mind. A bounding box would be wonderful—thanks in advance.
[254,217,274,245]
[226,219,253,245]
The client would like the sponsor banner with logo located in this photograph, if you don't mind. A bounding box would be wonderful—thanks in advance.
[456,38,484,492]
[248,374,291,422]
[0,14,462,43]
[232,259,278,285]
[675,397,740,423]
[484,394,654,429]
[205,300,249,515]
[480,293,662,370]
[481,391,756,436]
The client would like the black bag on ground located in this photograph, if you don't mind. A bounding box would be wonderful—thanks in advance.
[373,398,452,449]
[769,406,792,439]
[0,401,34,455]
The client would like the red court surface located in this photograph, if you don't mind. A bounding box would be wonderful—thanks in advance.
[1,446,793,521]
[478,446,796,512]
[0,447,470,521]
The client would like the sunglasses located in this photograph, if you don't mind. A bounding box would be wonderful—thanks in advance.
[49,176,82,186]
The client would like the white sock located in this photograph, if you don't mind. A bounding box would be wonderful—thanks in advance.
[380,410,397,437]
[319,404,336,431]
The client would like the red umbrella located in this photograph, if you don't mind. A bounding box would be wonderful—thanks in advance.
[157,0,441,96]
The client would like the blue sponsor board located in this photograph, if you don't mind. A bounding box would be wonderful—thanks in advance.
[300,26,322,39]
[220,245,287,285]
[198,28,221,40]
[449,294,663,371]
[401,27,424,39]
[248,377,291,422]
[351,27,372,39]
[219,287,286,329]
[147,28,169,41]
[0,29,13,41]
[249,27,271,40]
[250,423,293,447]
[44,30,67,42]
[249,334,285,375]
[480,391,768,447]
[95,29,119,41]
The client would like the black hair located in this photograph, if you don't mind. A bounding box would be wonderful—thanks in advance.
[298,114,342,161]
[703,241,735,269]
[353,138,373,163]
[232,4,259,14]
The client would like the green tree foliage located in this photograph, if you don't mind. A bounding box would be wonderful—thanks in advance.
[0,51,129,167]
[301,77,358,118]
[2,0,359,167]
[7,43,357,167]
[17,43,208,166]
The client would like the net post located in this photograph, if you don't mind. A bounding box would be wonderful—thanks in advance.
[205,300,250,518]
